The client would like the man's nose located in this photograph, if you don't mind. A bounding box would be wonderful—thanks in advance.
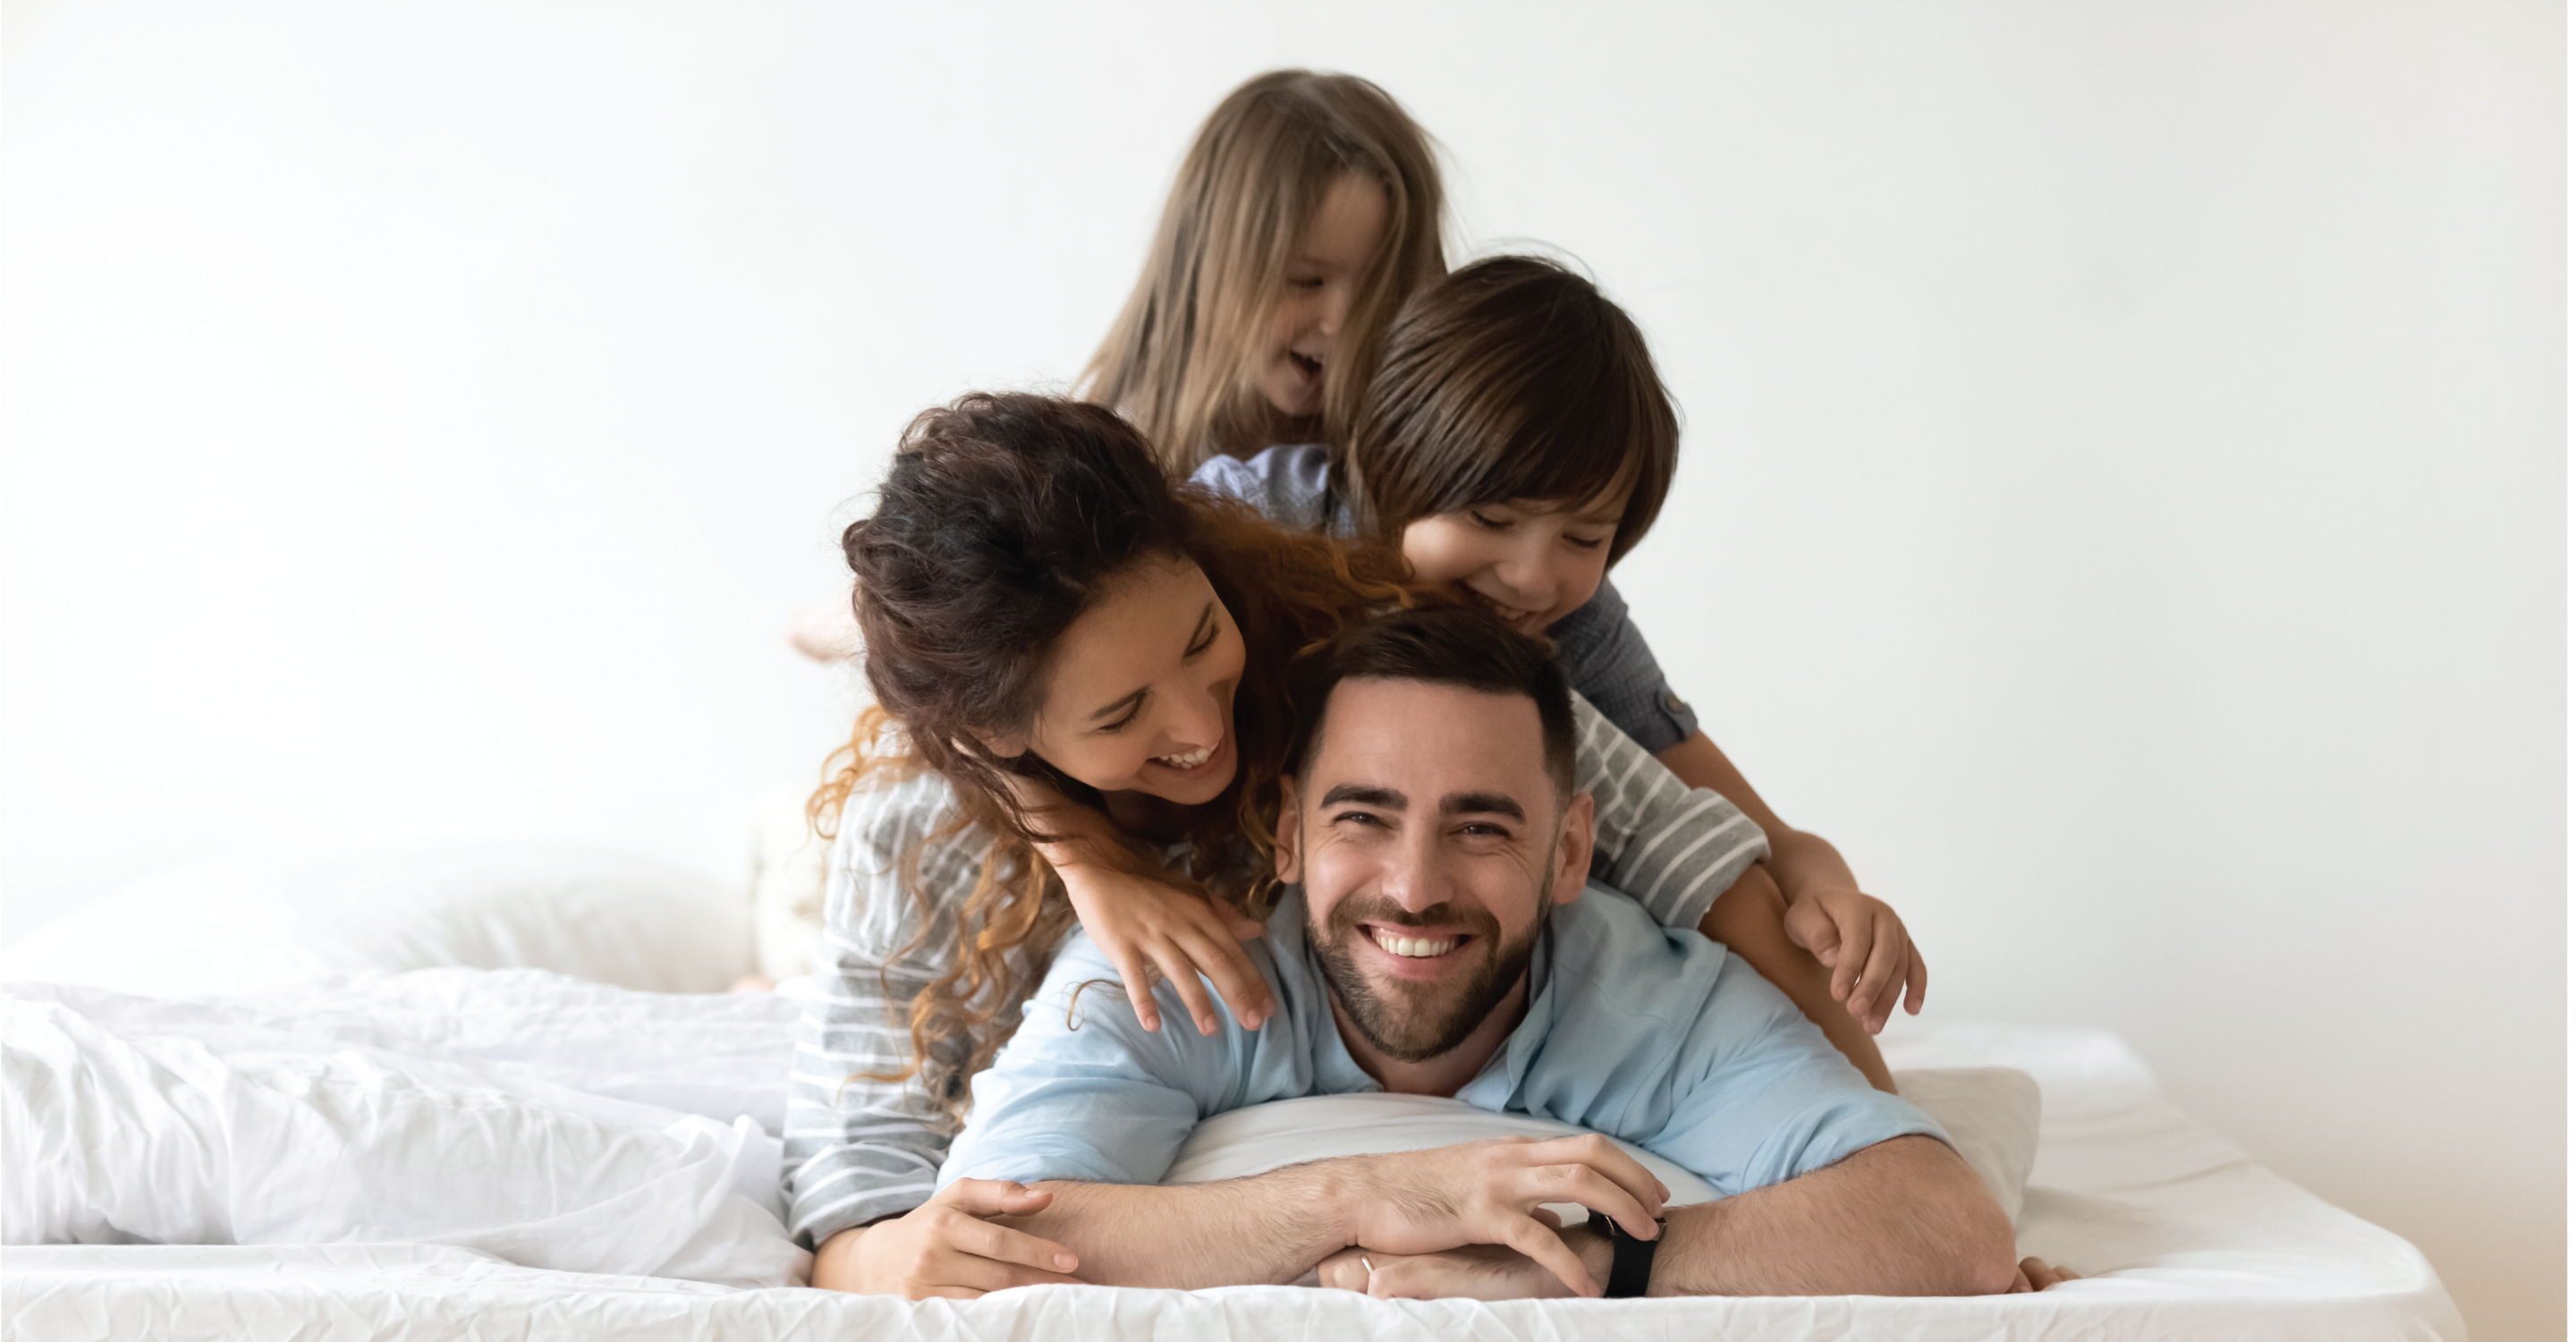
[1377,827,1450,913]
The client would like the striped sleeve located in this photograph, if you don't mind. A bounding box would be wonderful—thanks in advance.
[1572,690,1770,931]
[781,770,990,1249]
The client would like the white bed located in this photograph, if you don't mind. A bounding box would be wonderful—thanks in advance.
[1,845,2465,1340]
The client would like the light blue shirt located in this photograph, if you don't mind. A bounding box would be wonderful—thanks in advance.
[941,885,1945,1196]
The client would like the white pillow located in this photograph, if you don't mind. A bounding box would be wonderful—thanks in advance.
[0,844,751,998]
[1165,1066,2040,1226]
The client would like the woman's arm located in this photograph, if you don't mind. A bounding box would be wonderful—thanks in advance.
[998,772,1275,1035]
[783,775,982,1249]
[1657,730,1925,1032]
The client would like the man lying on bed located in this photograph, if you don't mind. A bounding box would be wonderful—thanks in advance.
[931,604,2052,1300]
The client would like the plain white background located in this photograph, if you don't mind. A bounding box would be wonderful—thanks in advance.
[2,1,2561,1336]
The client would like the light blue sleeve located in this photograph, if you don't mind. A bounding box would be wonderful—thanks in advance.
[1644,951,1949,1195]
[937,932,1267,1189]
[1186,444,1333,531]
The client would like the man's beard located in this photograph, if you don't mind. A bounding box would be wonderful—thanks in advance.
[1309,890,1546,1064]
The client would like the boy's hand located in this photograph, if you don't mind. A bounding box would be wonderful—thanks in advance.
[1058,862,1272,1035]
[1782,888,1926,1033]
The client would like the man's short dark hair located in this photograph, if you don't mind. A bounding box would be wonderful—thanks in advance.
[1289,602,1579,798]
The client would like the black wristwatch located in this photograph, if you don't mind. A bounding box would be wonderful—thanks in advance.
[1586,1209,1664,1297]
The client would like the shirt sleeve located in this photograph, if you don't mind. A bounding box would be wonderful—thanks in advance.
[1549,580,1701,755]
[1186,443,1334,531]
[780,771,992,1248]
[938,932,1266,1189]
[1642,949,1949,1196]
[1572,691,1769,932]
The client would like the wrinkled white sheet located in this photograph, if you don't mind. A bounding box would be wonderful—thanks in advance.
[2,972,2464,1341]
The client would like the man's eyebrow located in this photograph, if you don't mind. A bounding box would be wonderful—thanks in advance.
[1318,784,1406,811]
[1440,791,1526,821]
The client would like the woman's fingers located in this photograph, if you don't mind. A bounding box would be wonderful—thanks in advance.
[934,1177,1054,1217]
[1173,919,1276,1029]
[945,1209,1079,1276]
[1147,938,1224,1035]
[1107,947,1165,1033]
[943,1248,1085,1294]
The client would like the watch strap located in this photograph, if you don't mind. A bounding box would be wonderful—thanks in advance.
[1585,1209,1661,1297]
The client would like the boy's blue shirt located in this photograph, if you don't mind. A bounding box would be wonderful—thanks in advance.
[941,886,1945,1195]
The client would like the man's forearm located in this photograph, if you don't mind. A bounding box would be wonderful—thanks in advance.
[1567,1136,2015,1297]
[998,1165,1358,1289]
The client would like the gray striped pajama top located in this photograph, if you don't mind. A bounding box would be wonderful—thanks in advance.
[780,691,1767,1249]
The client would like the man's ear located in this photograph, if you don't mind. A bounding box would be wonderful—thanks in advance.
[965,726,1028,760]
[1273,774,1303,885]
[1550,791,1596,906]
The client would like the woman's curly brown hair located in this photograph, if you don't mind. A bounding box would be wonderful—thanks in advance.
[810,393,1414,1116]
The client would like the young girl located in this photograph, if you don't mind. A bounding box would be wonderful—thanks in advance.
[791,395,1809,1297]
[1195,254,1927,1049]
[784,68,1445,663]
[1080,68,1448,470]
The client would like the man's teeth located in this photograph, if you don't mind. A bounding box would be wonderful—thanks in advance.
[1154,744,1215,769]
[1372,930,1459,958]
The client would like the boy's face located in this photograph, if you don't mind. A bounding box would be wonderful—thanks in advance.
[1398,479,1631,635]
[1257,174,1386,420]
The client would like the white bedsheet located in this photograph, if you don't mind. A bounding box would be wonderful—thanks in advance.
[2,970,2464,1341]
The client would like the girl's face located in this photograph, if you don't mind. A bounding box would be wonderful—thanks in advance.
[992,556,1248,806]
[1399,481,1632,636]
[1254,174,1388,420]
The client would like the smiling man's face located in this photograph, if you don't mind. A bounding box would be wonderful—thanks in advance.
[1274,676,1595,1064]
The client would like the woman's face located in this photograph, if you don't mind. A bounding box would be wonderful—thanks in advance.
[996,556,1248,806]
[1398,480,1632,636]
[1253,174,1388,420]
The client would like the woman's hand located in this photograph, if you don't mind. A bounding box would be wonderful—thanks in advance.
[811,1179,1083,1299]
[1060,861,1273,1034]
[1781,887,1927,1033]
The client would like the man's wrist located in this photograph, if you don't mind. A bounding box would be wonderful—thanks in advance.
[1561,1224,1615,1294]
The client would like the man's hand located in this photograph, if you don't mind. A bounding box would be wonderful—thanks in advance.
[1057,861,1273,1035]
[1318,1241,1577,1299]
[1781,887,1926,1033]
[1342,1136,1667,1298]
[812,1178,1084,1299]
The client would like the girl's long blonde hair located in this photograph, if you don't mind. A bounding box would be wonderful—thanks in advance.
[810,394,1417,1118]
[1080,70,1447,472]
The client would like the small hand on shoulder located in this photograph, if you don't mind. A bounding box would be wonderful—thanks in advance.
[1782,886,1927,1034]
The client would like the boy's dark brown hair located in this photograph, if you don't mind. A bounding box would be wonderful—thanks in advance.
[1338,255,1680,565]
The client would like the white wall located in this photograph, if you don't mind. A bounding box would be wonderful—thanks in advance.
[3,2,2560,1336]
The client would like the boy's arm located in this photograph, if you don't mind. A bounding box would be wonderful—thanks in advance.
[1660,728,1926,1032]
[1698,862,1895,1092]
